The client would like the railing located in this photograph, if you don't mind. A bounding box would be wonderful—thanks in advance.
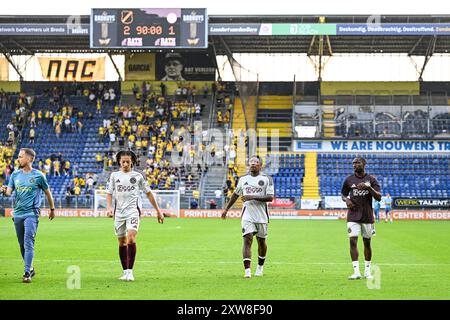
[294,104,450,139]
[320,94,450,106]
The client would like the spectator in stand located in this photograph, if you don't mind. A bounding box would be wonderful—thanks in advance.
[109,87,116,101]
[98,126,105,141]
[43,160,51,176]
[53,160,61,177]
[192,189,200,201]
[190,198,198,209]
[223,110,230,130]
[209,199,217,209]
[74,184,81,197]
[203,83,209,98]
[55,122,61,139]
[79,176,86,189]
[77,119,83,134]
[64,116,71,133]
[86,175,95,193]
[132,83,139,97]
[109,130,116,148]
[217,111,223,126]
[89,91,96,104]
[29,128,35,144]
[29,111,36,128]
[96,98,102,114]
[195,103,201,120]
[64,160,71,176]
[214,188,223,206]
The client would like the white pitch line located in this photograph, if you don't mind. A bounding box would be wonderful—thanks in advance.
[0,257,448,266]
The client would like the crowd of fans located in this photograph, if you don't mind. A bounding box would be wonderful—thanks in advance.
[0,143,14,185]
[97,85,214,192]
[1,81,237,209]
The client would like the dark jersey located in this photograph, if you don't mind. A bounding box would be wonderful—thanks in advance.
[341,173,381,223]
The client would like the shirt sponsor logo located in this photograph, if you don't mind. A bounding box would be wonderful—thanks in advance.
[353,189,370,197]
[244,186,263,194]
[117,185,136,192]
[16,186,33,192]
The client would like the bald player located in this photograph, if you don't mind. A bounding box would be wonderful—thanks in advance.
[341,157,381,280]
[222,155,274,278]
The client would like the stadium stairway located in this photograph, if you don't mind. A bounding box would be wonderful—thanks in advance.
[302,152,321,199]
[231,97,255,208]
[178,94,214,209]
[256,96,293,151]
[199,92,230,209]
[232,97,254,176]
[201,166,226,209]
[321,99,336,138]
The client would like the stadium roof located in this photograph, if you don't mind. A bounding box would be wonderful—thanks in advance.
[0,14,450,55]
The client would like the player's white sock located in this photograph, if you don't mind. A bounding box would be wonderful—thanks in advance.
[352,261,361,275]
[364,261,371,273]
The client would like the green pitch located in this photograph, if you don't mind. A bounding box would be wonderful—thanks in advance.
[0,217,449,300]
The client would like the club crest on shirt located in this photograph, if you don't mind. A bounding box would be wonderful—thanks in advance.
[130,177,137,184]
[258,180,264,186]
[29,178,35,183]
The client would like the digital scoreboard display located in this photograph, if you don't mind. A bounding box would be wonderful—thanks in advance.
[90,8,207,49]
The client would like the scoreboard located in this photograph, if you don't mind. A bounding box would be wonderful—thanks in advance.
[90,8,207,49]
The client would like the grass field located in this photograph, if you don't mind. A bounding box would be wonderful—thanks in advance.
[0,217,449,300]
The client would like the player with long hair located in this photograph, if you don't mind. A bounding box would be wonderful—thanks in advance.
[106,150,164,281]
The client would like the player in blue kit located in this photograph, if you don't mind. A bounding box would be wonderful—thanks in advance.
[1,148,55,283]
[383,193,393,223]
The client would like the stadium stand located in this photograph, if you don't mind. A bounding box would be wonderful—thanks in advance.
[16,90,112,206]
[318,153,449,198]
[264,153,305,199]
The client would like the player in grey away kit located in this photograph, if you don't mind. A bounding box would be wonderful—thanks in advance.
[106,150,164,281]
[222,155,274,278]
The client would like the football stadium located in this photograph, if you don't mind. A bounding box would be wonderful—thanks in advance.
[0,3,449,304]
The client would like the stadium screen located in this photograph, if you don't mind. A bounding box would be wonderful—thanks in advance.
[90,8,207,49]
